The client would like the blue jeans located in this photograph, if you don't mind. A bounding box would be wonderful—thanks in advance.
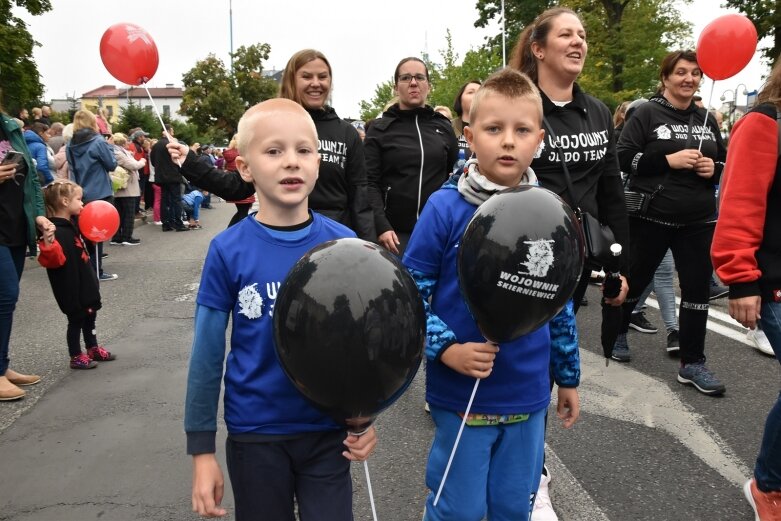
[634,249,678,331]
[755,301,781,492]
[0,245,26,375]
[182,191,203,221]
[424,406,545,521]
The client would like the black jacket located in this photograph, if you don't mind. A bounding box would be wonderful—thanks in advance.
[617,96,726,225]
[177,107,376,240]
[150,136,183,185]
[532,84,629,271]
[39,217,101,318]
[365,104,458,235]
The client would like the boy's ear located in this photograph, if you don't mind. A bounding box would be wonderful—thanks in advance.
[464,125,474,149]
[235,155,254,184]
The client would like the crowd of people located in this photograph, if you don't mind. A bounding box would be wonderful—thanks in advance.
[2,5,780,520]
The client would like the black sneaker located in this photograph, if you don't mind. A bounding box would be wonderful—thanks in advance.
[666,329,680,353]
[122,238,141,245]
[629,312,658,334]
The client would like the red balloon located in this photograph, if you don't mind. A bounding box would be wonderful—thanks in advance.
[79,201,120,243]
[697,14,757,80]
[99,23,159,85]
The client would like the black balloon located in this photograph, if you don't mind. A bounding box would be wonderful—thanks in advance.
[273,238,426,432]
[457,185,585,343]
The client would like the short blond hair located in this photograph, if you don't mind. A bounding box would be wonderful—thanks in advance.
[236,98,317,155]
[112,133,128,146]
[469,68,543,124]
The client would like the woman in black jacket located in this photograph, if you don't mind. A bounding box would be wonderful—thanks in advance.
[174,49,375,241]
[616,49,727,395]
[365,57,458,255]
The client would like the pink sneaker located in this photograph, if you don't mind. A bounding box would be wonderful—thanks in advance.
[87,346,116,362]
[70,353,98,370]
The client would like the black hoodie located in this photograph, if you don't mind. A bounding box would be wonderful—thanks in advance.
[617,95,726,225]
[365,104,458,235]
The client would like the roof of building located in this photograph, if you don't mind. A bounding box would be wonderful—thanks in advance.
[81,85,183,99]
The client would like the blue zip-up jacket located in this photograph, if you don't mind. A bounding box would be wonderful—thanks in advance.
[403,179,580,415]
[23,129,54,184]
[66,128,116,202]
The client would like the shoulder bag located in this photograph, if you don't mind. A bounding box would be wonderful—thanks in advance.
[543,118,616,268]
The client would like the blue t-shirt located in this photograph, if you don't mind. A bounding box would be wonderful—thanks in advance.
[403,188,552,415]
[193,212,356,435]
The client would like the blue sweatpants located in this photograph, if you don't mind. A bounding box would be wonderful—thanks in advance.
[424,406,546,521]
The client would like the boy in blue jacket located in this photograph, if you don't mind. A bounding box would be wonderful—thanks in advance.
[403,69,580,520]
[177,99,377,520]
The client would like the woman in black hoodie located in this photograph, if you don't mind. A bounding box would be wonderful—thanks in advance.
[364,57,458,255]
[617,49,727,394]
[172,49,376,241]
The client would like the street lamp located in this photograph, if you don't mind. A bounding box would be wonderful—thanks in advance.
[719,84,748,131]
[229,0,234,73]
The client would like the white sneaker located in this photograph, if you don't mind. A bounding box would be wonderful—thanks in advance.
[531,468,558,521]
[747,328,775,356]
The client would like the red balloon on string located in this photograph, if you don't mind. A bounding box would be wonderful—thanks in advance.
[79,201,120,243]
[697,14,757,80]
[99,23,159,85]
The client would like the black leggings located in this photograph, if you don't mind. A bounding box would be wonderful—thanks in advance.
[621,218,714,364]
[66,310,98,357]
[228,203,253,228]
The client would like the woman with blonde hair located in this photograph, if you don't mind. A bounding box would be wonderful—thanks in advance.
[173,49,375,239]
[66,109,117,280]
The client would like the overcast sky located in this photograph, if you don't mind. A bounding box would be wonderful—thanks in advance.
[16,0,768,119]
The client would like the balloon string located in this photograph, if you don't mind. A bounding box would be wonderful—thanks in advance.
[433,377,481,507]
[141,83,182,166]
[698,77,717,153]
[364,460,379,521]
[95,242,100,283]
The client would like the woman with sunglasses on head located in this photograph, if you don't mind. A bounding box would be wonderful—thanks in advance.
[365,57,459,255]
[510,8,629,520]
[171,49,376,240]
[0,110,55,400]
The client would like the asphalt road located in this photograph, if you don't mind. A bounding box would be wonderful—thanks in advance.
[0,201,775,520]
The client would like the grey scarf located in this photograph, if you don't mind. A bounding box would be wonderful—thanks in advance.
[457,158,538,205]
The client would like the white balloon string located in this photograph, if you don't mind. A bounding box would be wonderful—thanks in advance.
[433,377,481,507]
[95,242,100,282]
[364,460,379,521]
[141,83,182,166]
[698,77,717,153]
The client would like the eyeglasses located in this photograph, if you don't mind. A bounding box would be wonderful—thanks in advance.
[398,74,428,84]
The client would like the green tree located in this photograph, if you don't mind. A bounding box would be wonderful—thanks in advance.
[359,80,396,121]
[0,0,52,112]
[724,0,781,67]
[114,101,159,136]
[474,0,691,108]
[428,31,503,111]
[180,43,277,141]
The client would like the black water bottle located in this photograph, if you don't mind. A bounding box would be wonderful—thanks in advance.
[603,243,623,299]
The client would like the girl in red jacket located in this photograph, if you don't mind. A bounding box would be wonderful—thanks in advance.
[37,180,116,369]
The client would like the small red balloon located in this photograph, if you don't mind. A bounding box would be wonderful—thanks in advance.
[79,201,120,243]
[99,23,159,85]
[697,14,757,80]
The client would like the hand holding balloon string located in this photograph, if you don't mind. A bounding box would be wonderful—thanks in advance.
[343,425,378,462]
[440,341,499,379]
